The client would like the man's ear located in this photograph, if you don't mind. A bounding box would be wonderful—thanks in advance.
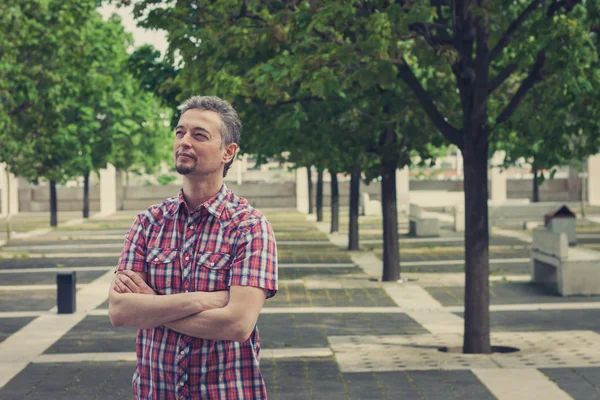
[222,142,239,164]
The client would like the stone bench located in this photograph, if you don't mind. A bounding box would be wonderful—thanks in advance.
[531,228,600,296]
[409,204,440,237]
[362,193,382,216]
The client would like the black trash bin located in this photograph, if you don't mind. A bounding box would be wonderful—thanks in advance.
[57,271,76,314]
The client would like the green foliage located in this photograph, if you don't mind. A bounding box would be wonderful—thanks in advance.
[0,1,171,184]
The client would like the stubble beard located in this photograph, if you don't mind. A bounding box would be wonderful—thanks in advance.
[175,159,197,175]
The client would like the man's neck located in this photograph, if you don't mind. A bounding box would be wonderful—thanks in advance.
[182,176,223,211]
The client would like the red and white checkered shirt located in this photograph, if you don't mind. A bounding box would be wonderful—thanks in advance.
[116,184,278,399]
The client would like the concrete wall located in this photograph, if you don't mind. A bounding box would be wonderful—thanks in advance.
[19,181,296,212]
[11,177,584,212]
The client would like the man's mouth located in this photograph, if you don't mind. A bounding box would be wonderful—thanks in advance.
[177,153,195,160]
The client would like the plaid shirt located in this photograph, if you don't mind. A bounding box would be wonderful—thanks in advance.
[116,184,278,400]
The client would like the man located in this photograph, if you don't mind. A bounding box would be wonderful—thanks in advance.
[108,95,278,399]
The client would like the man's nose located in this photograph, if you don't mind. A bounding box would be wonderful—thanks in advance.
[180,131,192,147]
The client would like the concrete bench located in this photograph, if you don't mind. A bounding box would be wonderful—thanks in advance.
[362,193,382,216]
[531,228,600,296]
[409,204,440,237]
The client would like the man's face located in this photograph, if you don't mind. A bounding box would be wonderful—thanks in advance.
[173,109,236,177]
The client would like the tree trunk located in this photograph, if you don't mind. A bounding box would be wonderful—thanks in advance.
[462,138,491,354]
[532,165,539,203]
[83,171,90,219]
[348,164,360,251]
[5,170,12,242]
[581,160,586,218]
[381,160,400,281]
[316,169,324,222]
[121,170,129,211]
[50,180,58,227]
[307,167,314,214]
[330,170,339,233]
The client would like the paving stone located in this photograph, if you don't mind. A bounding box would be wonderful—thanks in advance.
[44,316,137,354]
[264,287,397,308]
[258,313,427,349]
[278,266,363,280]
[261,357,348,400]
[455,309,600,333]
[0,317,35,344]
[0,289,56,312]
[0,361,134,399]
[398,262,530,275]
[540,367,600,400]
[0,270,107,286]
[5,239,124,248]
[0,257,117,270]
[428,282,600,307]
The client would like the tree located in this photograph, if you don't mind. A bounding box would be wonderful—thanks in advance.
[0,0,101,226]
[271,0,598,354]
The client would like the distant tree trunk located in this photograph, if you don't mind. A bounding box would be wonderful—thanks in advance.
[330,170,339,233]
[307,167,314,214]
[581,160,587,218]
[381,155,400,282]
[50,180,58,227]
[83,171,90,218]
[348,164,360,250]
[121,170,129,211]
[462,135,491,354]
[532,164,540,203]
[5,171,12,241]
[316,169,324,222]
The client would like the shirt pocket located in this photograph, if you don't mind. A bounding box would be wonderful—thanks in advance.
[146,248,179,295]
[194,252,231,292]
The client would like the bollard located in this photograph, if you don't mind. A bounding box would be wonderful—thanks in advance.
[57,272,76,314]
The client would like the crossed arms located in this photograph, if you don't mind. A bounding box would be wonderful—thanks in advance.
[108,270,266,342]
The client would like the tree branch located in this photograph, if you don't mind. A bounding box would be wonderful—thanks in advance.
[312,28,345,45]
[488,62,519,94]
[409,22,453,47]
[392,57,463,148]
[490,0,543,61]
[494,51,546,127]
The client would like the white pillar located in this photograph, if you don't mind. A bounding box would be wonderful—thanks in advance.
[0,163,19,217]
[396,167,410,215]
[589,154,600,206]
[236,159,243,185]
[296,167,309,213]
[100,163,117,216]
[489,151,507,205]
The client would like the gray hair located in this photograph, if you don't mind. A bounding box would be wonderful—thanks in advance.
[179,95,241,177]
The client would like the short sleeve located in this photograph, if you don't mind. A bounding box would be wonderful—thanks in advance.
[115,214,147,273]
[228,218,278,299]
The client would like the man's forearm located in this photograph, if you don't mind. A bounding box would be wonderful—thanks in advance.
[109,291,204,329]
[165,307,245,342]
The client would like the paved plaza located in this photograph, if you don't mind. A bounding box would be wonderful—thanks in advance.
[1,208,600,399]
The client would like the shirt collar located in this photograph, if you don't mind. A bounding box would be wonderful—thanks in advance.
[170,184,229,218]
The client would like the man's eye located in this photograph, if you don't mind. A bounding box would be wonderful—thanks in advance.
[175,131,184,136]
[196,133,207,139]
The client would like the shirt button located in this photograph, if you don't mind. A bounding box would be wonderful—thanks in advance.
[154,258,159,262]
[209,262,214,267]
[179,382,184,387]
[189,225,194,230]
[185,256,190,261]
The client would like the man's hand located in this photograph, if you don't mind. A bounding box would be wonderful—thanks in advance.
[114,270,156,295]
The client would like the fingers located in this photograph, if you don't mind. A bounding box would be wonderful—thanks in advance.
[117,273,143,294]
[113,275,133,294]
[123,271,148,288]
